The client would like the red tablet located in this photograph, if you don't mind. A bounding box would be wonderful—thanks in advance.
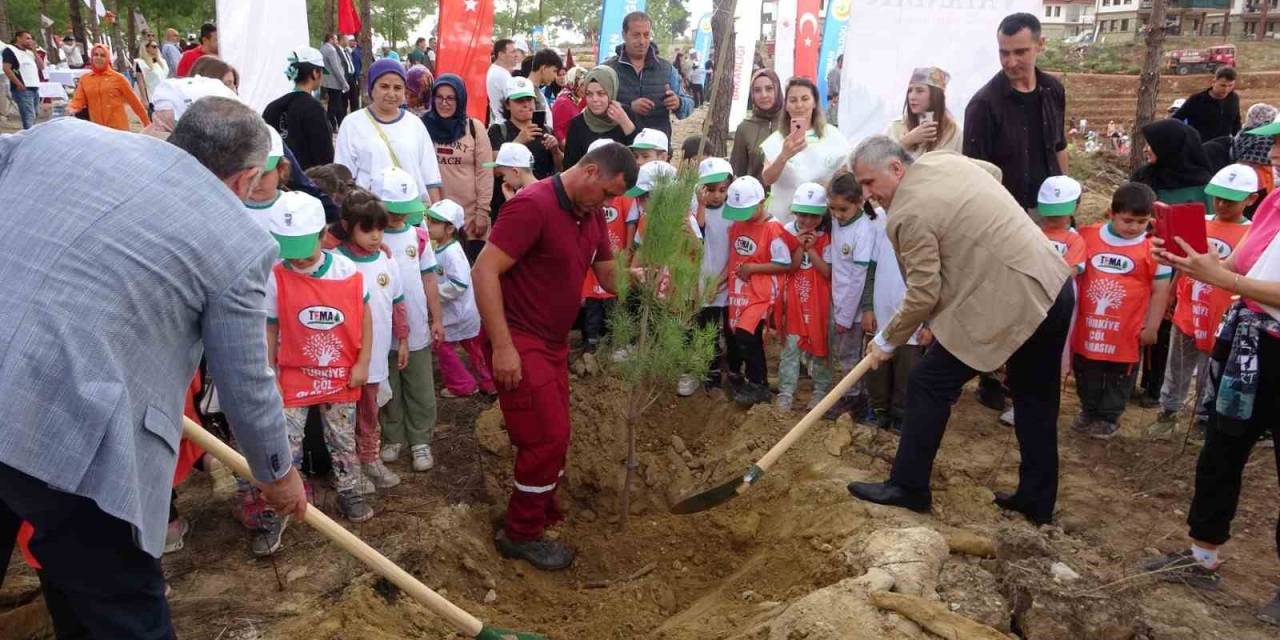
[1153,201,1209,258]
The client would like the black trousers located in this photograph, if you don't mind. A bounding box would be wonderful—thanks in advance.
[582,298,615,350]
[729,320,767,385]
[696,305,739,386]
[1139,319,1174,401]
[344,74,360,113]
[0,463,174,639]
[1188,332,1280,556]
[690,84,704,107]
[1073,354,1138,423]
[890,280,1074,521]
[325,87,348,131]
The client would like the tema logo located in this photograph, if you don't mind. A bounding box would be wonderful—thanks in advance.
[734,236,758,256]
[1209,237,1232,259]
[1091,252,1134,275]
[298,305,345,330]
[603,206,619,223]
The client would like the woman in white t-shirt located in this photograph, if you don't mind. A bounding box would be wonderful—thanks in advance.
[335,58,444,204]
[760,77,849,222]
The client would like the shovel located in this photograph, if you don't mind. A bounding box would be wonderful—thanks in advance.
[181,417,545,640]
[670,354,876,514]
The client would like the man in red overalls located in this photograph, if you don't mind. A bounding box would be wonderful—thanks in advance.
[473,143,638,570]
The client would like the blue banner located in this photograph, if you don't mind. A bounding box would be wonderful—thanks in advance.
[692,13,712,64]
[816,0,851,105]
[598,0,648,64]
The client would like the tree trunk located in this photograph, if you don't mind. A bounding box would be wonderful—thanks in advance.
[326,0,336,36]
[359,0,372,94]
[1129,0,1167,172]
[0,0,11,44]
[68,0,87,50]
[703,0,737,156]
[42,0,58,63]
[1260,0,1272,40]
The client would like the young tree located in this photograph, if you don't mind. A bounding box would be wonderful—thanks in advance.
[607,168,718,528]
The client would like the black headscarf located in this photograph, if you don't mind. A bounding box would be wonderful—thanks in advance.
[1131,119,1213,191]
[422,73,469,145]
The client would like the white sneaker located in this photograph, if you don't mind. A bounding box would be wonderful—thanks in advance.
[380,442,402,462]
[164,517,190,555]
[999,408,1015,427]
[676,374,699,397]
[364,460,401,489]
[355,472,377,496]
[411,444,435,472]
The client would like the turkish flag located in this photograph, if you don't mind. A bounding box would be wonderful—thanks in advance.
[338,0,361,35]
[437,0,494,122]
[794,0,821,80]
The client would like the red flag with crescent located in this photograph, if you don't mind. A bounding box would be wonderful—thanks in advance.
[795,0,821,80]
[338,0,361,35]
[437,0,494,121]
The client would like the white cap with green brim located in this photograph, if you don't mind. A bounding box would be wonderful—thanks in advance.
[791,181,828,215]
[265,127,284,171]
[723,176,766,221]
[625,161,676,197]
[373,166,426,225]
[630,128,669,151]
[1246,114,1280,136]
[150,76,239,121]
[269,192,327,259]
[1204,163,1259,202]
[426,198,466,228]
[1036,175,1082,216]
[482,142,534,169]
[504,76,536,101]
[697,157,733,185]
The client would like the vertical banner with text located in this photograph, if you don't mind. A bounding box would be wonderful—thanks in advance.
[437,0,495,121]
[598,0,648,64]
[816,0,850,106]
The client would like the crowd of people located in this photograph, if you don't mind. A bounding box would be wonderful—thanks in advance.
[1,7,1279,637]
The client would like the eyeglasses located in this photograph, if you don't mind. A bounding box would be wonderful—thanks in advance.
[435,95,457,103]
[146,44,158,49]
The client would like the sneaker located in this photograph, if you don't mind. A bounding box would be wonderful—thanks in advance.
[380,442,403,463]
[355,472,377,496]
[999,408,1015,427]
[1070,414,1092,434]
[411,444,435,472]
[494,529,576,571]
[251,512,288,557]
[164,517,190,555]
[676,374,699,397]
[336,489,374,523]
[1082,420,1120,440]
[441,388,476,399]
[1146,410,1179,438]
[611,346,632,363]
[1141,550,1221,590]
[1258,590,1280,626]
[364,460,401,489]
[774,392,794,411]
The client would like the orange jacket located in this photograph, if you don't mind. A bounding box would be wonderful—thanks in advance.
[69,67,150,131]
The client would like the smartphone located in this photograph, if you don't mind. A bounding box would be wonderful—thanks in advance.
[921,111,935,124]
[1154,201,1209,258]
[532,110,547,129]
[790,118,804,134]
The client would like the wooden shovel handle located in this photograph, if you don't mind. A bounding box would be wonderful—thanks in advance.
[753,354,877,474]
[181,417,485,636]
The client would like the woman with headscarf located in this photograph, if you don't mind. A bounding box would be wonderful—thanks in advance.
[68,44,151,131]
[406,64,434,117]
[1232,103,1278,218]
[562,65,638,169]
[424,73,494,261]
[133,39,168,107]
[552,66,589,143]
[730,69,782,180]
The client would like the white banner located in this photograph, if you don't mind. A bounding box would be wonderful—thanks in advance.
[217,0,310,113]
[836,0,1039,145]
[774,0,797,81]
[729,0,764,131]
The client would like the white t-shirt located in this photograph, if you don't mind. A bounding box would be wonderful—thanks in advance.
[335,108,444,199]
[338,246,403,383]
[829,211,879,329]
[433,239,482,342]
[266,251,371,321]
[868,217,919,346]
[5,45,40,87]
[759,123,849,222]
[486,63,511,125]
[381,223,440,351]
[699,202,734,308]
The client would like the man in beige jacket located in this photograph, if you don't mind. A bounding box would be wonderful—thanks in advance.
[847,137,1073,525]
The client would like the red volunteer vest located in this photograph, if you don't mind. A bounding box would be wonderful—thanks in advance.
[1072,225,1160,364]
[1171,219,1251,352]
[780,231,832,356]
[274,263,364,407]
[1043,227,1087,273]
[727,219,785,332]
[582,196,631,300]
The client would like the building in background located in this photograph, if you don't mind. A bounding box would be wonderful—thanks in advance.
[1042,0,1098,38]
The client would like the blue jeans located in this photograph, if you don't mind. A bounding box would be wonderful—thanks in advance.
[12,87,37,129]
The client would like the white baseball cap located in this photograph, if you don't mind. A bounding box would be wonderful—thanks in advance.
[1169,97,1186,112]
[483,142,534,169]
[1036,175,1082,217]
[724,176,766,221]
[269,192,327,259]
[504,76,536,101]
[625,161,676,197]
[790,182,828,215]
[265,127,284,171]
[512,37,530,53]
[697,157,733,185]
[1205,163,1260,202]
[150,76,239,120]
[588,139,621,154]
[426,199,466,228]
[287,46,328,73]
[372,166,426,224]
[630,128,669,151]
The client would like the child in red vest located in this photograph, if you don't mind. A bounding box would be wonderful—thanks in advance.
[1071,183,1173,439]
[724,176,791,406]
[265,192,376,545]
[1036,176,1088,275]
[1149,164,1258,439]
[776,182,833,411]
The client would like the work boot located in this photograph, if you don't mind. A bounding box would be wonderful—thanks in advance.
[164,517,191,555]
[337,490,374,523]
[411,444,435,472]
[1257,590,1280,626]
[252,512,288,557]
[1141,550,1221,590]
[1146,410,1179,438]
[364,460,401,489]
[380,442,402,463]
[494,529,576,571]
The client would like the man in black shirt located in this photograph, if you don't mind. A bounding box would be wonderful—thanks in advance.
[1172,67,1241,143]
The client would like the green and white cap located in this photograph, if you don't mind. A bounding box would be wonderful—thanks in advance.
[723,176,766,221]
[269,191,327,259]
[504,76,536,101]
[264,127,284,171]
[697,157,733,185]
[630,128,669,151]
[373,166,426,225]
[1205,163,1260,202]
[426,198,465,228]
[482,142,534,169]
[791,181,828,215]
[625,160,676,197]
[1036,175,1082,216]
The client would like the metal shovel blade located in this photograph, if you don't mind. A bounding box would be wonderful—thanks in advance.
[669,465,763,514]
[475,626,547,640]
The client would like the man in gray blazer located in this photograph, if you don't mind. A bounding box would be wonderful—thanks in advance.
[321,33,352,131]
[0,98,304,638]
